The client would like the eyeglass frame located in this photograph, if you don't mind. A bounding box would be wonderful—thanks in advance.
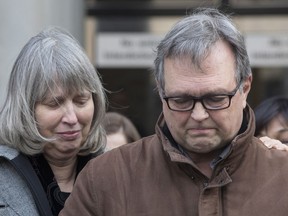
[162,81,242,112]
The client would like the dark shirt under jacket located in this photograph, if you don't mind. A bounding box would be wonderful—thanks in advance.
[29,154,93,216]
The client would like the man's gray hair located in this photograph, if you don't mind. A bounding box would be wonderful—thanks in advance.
[154,7,252,96]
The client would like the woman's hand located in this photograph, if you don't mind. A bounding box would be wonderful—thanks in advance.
[260,136,288,151]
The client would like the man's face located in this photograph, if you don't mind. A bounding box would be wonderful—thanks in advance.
[162,40,251,154]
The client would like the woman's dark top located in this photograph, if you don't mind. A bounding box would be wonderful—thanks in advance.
[28,154,93,216]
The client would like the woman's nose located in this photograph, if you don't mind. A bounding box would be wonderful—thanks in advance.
[62,103,78,125]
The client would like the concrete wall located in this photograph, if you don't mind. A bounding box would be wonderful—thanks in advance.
[0,0,84,107]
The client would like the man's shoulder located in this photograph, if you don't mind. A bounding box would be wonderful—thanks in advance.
[97,134,159,162]
[253,139,288,168]
[86,134,162,176]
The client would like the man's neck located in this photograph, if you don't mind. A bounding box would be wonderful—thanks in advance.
[186,150,221,178]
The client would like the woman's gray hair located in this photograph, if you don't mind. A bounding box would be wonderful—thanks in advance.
[0,26,106,155]
[154,7,252,96]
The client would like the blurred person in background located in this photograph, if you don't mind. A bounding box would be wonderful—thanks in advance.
[0,26,106,216]
[255,96,288,144]
[104,112,141,151]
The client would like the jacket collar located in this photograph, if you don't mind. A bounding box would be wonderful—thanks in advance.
[156,105,256,175]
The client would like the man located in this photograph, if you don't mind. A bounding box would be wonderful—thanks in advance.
[60,8,288,216]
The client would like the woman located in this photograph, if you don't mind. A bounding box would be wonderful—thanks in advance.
[103,112,141,151]
[0,27,106,216]
[254,96,288,144]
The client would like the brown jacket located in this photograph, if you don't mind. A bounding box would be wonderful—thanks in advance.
[61,106,288,216]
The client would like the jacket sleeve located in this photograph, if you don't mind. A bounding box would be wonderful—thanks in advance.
[60,160,99,216]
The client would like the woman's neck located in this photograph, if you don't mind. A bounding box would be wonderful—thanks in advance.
[45,155,78,192]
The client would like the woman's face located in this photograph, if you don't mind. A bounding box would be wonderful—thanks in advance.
[35,87,94,161]
[259,114,288,144]
[105,128,128,151]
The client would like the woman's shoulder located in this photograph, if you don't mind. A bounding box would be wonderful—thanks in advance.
[0,153,41,216]
[0,144,19,160]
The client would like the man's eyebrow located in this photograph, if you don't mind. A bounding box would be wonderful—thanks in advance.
[165,89,229,98]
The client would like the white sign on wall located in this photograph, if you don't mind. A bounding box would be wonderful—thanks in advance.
[246,33,288,67]
[95,33,163,68]
[96,32,288,68]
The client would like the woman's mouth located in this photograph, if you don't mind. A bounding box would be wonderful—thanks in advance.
[57,130,81,140]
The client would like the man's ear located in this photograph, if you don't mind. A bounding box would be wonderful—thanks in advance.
[241,75,252,108]
[243,75,252,95]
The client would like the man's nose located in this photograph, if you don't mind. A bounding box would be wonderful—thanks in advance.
[190,101,209,121]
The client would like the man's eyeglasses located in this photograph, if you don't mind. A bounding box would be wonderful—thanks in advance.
[163,82,242,112]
